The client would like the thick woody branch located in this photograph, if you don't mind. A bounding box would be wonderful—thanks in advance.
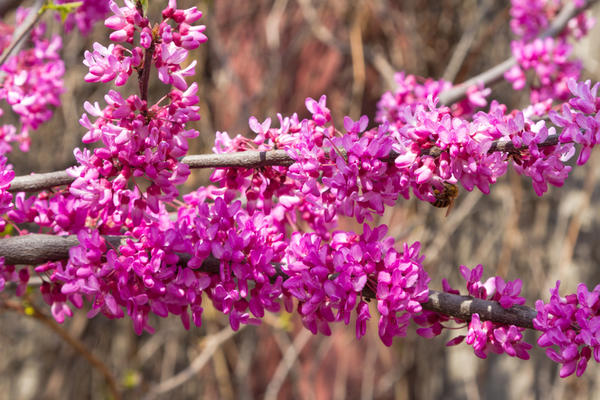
[438,0,597,106]
[422,290,537,329]
[0,233,539,330]
[8,135,563,192]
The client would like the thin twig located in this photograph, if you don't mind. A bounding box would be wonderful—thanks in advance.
[1,297,122,400]
[0,0,45,68]
[441,0,494,83]
[142,326,246,400]
[264,329,312,400]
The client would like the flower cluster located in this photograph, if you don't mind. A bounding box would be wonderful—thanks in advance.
[506,0,594,106]
[0,0,207,333]
[0,8,64,152]
[415,265,532,360]
[550,79,600,165]
[71,83,199,225]
[73,0,205,223]
[283,224,429,346]
[376,72,490,121]
[533,281,600,377]
[176,187,286,331]
[373,71,576,199]
[56,0,111,35]
[212,104,341,237]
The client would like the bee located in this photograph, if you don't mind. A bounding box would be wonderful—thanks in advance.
[506,150,523,165]
[432,182,459,217]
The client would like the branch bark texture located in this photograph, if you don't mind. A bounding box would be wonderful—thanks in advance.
[9,135,563,193]
[0,233,539,330]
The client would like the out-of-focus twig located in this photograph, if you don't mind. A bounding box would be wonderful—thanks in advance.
[359,329,379,400]
[561,153,598,266]
[142,325,246,400]
[1,296,122,400]
[349,1,366,120]
[263,329,312,400]
[423,190,483,267]
[442,0,494,83]
[0,0,45,68]
[265,0,288,49]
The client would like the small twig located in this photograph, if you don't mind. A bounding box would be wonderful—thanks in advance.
[264,329,312,400]
[1,297,122,400]
[441,0,494,83]
[349,1,367,120]
[142,326,246,400]
[0,0,46,68]
[139,40,155,104]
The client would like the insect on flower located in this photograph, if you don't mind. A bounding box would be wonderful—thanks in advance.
[432,182,459,217]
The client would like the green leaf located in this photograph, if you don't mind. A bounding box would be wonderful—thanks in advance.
[42,1,83,22]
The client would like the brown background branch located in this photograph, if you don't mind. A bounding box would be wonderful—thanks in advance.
[1,297,122,400]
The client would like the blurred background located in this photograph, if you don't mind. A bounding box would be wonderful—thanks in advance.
[2,0,600,399]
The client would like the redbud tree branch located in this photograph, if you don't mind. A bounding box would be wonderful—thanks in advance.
[438,0,599,106]
[1,0,585,333]
[0,0,46,68]
[0,233,538,330]
[8,134,562,193]
[7,0,590,192]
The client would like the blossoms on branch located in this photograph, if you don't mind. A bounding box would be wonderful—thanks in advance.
[506,0,594,105]
[415,265,532,360]
[0,8,64,153]
[283,224,430,345]
[534,281,600,378]
[75,0,205,223]
[550,79,600,165]
[4,0,600,378]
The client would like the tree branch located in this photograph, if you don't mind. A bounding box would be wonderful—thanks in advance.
[8,0,589,192]
[0,233,539,330]
[8,134,563,193]
[0,0,45,68]
[438,0,598,106]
